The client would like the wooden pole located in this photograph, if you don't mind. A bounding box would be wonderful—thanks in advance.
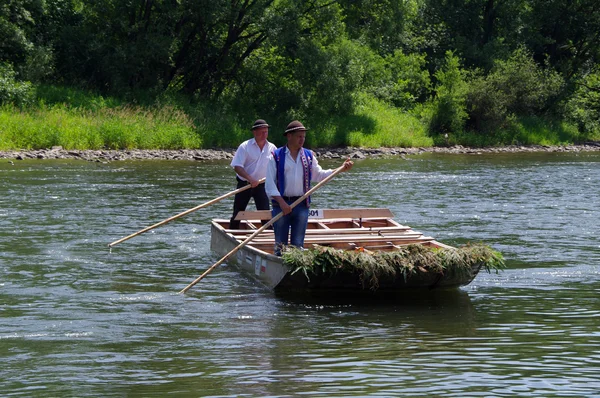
[179,166,347,294]
[108,178,265,248]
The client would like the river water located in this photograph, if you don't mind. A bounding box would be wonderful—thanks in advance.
[1,152,599,397]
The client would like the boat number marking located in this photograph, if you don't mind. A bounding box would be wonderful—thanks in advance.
[260,258,267,274]
[308,209,323,219]
[254,257,261,276]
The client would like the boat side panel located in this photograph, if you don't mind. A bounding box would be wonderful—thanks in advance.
[210,222,289,290]
[274,264,479,293]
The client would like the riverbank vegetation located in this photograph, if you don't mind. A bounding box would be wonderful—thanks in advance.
[1,1,599,150]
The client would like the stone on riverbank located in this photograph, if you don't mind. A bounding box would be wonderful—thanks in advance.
[2,143,599,162]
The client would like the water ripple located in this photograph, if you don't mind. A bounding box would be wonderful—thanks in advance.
[1,154,600,397]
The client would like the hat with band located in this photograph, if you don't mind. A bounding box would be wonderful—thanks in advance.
[284,120,308,135]
[251,119,270,130]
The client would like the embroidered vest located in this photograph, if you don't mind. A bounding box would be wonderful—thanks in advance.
[272,146,313,206]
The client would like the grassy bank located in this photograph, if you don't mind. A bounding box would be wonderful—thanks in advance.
[0,85,593,151]
[307,94,434,148]
[0,86,203,150]
[444,117,587,147]
[0,104,203,150]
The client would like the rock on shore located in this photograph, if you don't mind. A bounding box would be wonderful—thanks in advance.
[1,143,600,162]
[0,147,236,162]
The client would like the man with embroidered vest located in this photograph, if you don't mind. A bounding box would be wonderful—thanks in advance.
[229,119,278,230]
[265,120,353,255]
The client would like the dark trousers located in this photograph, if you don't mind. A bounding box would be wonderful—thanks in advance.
[230,178,270,229]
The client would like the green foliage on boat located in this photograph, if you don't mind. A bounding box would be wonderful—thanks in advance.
[282,243,505,290]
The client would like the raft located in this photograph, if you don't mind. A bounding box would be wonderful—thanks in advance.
[210,208,503,293]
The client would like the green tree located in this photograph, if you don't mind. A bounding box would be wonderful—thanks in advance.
[422,51,468,134]
[0,62,34,106]
[0,0,54,80]
[566,69,600,136]
[522,0,600,79]
[1,0,36,65]
[338,0,417,55]
[220,0,356,121]
[51,0,276,96]
[467,48,564,131]
[412,0,526,71]
[382,50,431,109]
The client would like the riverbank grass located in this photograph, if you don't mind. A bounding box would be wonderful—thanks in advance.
[0,103,201,150]
[0,86,436,150]
[309,94,433,148]
[1,85,596,150]
[445,116,587,147]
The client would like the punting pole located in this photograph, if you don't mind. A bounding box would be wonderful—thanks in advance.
[108,178,265,248]
[179,165,349,294]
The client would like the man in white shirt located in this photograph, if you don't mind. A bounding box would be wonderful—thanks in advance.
[266,120,353,255]
[229,119,278,229]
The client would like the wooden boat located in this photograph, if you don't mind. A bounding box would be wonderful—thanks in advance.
[210,208,486,293]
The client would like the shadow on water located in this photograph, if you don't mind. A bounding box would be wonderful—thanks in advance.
[273,288,478,335]
[274,287,474,309]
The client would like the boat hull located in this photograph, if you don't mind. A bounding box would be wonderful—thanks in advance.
[211,222,287,289]
[210,218,481,293]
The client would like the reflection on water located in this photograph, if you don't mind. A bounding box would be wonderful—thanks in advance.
[1,153,599,397]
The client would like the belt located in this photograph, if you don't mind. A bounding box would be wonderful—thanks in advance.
[272,196,302,207]
[282,196,302,202]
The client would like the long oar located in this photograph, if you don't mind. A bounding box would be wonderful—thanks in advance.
[179,166,347,294]
[108,178,265,248]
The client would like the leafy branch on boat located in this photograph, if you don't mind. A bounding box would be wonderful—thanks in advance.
[282,243,505,290]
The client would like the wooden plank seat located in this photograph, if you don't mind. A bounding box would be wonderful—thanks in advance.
[355,241,438,250]
[223,226,413,236]
[235,208,395,221]
[245,236,436,252]
[246,234,429,244]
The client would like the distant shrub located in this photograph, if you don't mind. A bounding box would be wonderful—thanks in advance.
[22,46,55,83]
[35,84,122,110]
[421,51,469,135]
[373,50,431,110]
[466,48,564,132]
[0,63,34,107]
[565,70,600,139]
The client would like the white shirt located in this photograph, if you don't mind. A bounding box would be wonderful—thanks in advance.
[265,146,333,198]
[230,138,277,181]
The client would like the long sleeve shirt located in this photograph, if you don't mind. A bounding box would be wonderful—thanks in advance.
[265,146,333,198]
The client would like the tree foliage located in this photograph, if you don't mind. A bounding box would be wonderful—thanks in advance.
[421,51,469,135]
[467,47,565,131]
[338,0,416,55]
[1,0,599,138]
[522,0,600,78]
[0,62,33,106]
[566,68,600,136]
